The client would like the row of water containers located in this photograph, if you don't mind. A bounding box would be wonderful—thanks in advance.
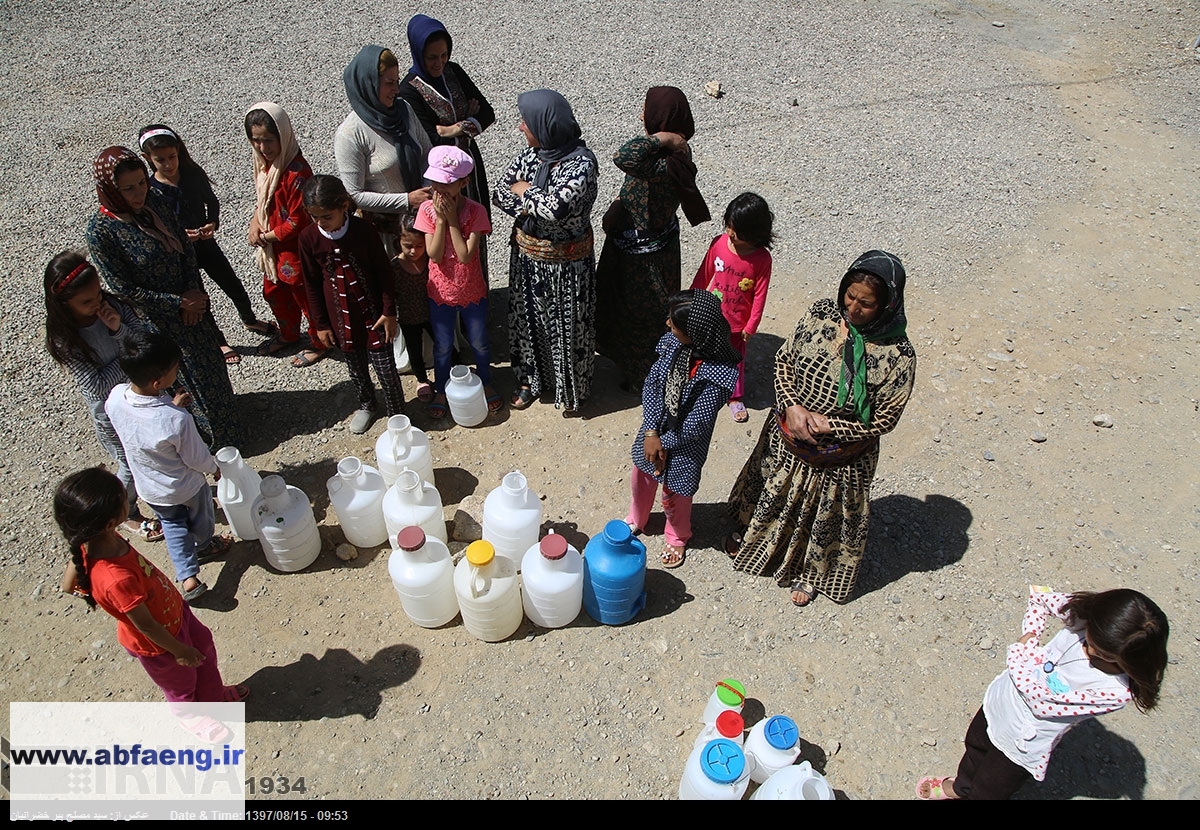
[679,678,836,800]
[213,416,652,637]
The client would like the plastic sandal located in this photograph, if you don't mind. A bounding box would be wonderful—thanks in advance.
[416,382,434,403]
[197,534,233,564]
[729,401,749,422]
[485,389,503,412]
[291,348,328,368]
[915,776,955,800]
[222,347,242,365]
[510,386,535,410]
[790,579,816,607]
[661,544,686,569]
[223,683,251,702]
[179,715,230,744]
[182,581,209,602]
[426,395,448,419]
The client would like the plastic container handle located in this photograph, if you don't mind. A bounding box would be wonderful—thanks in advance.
[470,565,485,599]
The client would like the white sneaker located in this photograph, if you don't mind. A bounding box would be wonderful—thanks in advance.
[349,408,376,434]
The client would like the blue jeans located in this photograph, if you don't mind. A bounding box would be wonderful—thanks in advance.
[150,481,215,583]
[430,298,493,394]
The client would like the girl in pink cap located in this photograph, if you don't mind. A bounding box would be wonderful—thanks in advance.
[414,145,499,417]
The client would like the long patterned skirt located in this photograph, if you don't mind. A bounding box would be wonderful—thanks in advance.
[507,248,596,410]
[727,417,879,603]
[594,235,681,391]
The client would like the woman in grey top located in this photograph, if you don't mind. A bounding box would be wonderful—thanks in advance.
[335,44,432,256]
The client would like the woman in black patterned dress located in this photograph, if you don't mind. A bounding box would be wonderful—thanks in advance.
[493,89,598,415]
[725,251,916,607]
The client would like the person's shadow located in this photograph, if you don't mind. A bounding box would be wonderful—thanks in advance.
[243,644,420,722]
[1015,719,1148,800]
[853,493,972,598]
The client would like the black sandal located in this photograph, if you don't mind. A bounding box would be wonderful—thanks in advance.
[510,386,535,410]
[790,579,816,607]
[723,532,743,559]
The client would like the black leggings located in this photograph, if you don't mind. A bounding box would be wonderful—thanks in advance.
[954,708,1034,799]
[195,238,257,325]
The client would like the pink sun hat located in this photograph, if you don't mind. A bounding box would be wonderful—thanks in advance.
[424,145,474,183]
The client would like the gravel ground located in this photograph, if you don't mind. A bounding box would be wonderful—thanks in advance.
[2,0,1198,801]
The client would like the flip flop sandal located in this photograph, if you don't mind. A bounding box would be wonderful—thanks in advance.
[915,776,955,800]
[790,579,816,607]
[245,320,280,337]
[179,715,230,744]
[416,382,434,403]
[182,580,209,602]
[426,395,448,419]
[661,544,686,569]
[257,336,297,357]
[510,386,535,409]
[291,349,328,368]
[729,401,749,422]
[197,534,234,564]
[223,683,251,702]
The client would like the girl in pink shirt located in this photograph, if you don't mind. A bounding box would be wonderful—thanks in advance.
[691,192,774,422]
[415,145,499,417]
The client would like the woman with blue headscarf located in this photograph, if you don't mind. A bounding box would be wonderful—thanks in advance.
[335,44,433,257]
[725,251,917,607]
[399,16,494,225]
[493,90,599,415]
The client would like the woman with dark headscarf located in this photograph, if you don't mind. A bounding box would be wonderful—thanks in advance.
[399,15,494,253]
[493,89,599,415]
[596,86,710,393]
[628,290,740,569]
[725,251,916,606]
[334,44,433,257]
[85,147,241,449]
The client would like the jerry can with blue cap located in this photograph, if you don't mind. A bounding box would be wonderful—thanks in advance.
[678,738,750,800]
[581,519,647,625]
[745,714,802,783]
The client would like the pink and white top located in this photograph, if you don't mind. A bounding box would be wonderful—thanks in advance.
[415,197,491,307]
[690,233,772,337]
[983,590,1131,780]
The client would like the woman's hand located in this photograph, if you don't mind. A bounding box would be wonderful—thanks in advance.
[510,181,530,199]
[97,300,122,332]
[436,123,465,139]
[784,403,833,440]
[372,315,398,344]
[652,131,689,153]
[315,329,337,350]
[643,433,667,474]
[197,222,216,241]
[180,290,208,326]
[408,187,432,207]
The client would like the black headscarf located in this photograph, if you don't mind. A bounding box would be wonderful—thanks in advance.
[344,44,424,192]
[664,289,741,423]
[643,86,710,227]
[836,250,908,424]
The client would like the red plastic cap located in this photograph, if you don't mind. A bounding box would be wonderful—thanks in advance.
[540,534,568,560]
[397,526,426,552]
[715,710,745,738]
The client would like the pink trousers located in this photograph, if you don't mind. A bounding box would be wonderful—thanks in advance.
[626,467,693,548]
[134,606,228,713]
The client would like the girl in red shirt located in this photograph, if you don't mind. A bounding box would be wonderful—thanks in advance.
[55,467,247,742]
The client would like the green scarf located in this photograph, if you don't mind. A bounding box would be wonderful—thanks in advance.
[837,317,907,425]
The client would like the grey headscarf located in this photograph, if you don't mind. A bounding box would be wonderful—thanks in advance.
[517,89,595,190]
[344,45,424,191]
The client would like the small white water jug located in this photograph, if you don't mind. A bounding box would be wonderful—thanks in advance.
[678,738,751,801]
[750,761,835,800]
[453,540,523,642]
[692,710,745,751]
[253,475,321,572]
[383,469,447,544]
[215,446,262,541]
[700,678,747,725]
[374,414,434,487]
[482,471,543,571]
[520,531,583,629]
[388,526,459,628]
[745,715,802,783]
[327,457,388,548]
[446,365,487,427]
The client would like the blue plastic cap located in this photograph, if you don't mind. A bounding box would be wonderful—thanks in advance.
[764,715,799,750]
[602,519,632,545]
[700,739,746,784]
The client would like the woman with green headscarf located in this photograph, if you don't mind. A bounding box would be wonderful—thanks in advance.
[724,250,916,607]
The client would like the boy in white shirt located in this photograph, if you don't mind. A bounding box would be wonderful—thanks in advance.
[105,330,231,602]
